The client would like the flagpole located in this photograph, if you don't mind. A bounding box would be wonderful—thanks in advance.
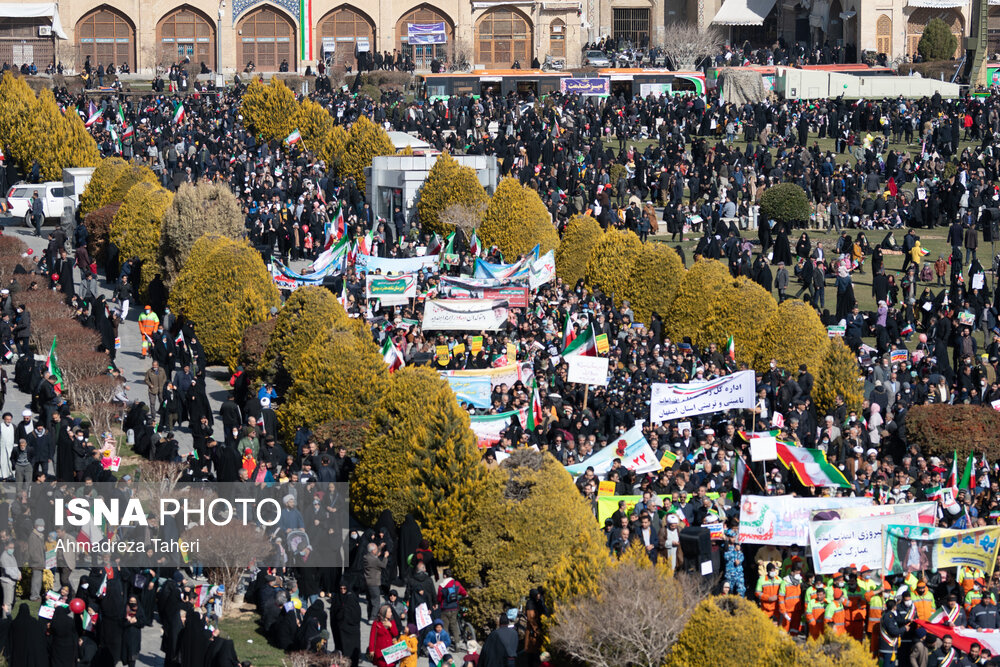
[741,454,768,494]
[583,383,589,409]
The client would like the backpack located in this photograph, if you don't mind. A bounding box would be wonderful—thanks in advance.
[443,583,459,605]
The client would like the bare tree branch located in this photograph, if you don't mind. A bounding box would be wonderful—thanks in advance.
[661,24,725,72]
[549,547,710,667]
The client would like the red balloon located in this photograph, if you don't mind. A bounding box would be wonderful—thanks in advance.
[69,598,85,614]
[51,273,59,281]
[25,249,33,256]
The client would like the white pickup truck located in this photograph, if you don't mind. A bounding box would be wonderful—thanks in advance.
[5,181,67,227]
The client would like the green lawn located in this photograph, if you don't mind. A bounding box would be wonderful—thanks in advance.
[219,608,289,665]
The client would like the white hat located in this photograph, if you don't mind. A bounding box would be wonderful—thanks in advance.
[21,409,31,418]
[260,397,271,408]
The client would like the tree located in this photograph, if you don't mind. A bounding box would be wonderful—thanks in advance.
[664,259,731,341]
[625,242,685,325]
[237,317,277,381]
[797,632,877,667]
[813,339,863,419]
[760,183,811,226]
[297,97,334,155]
[417,152,490,236]
[667,596,797,667]
[905,404,1000,462]
[159,181,244,285]
[105,164,159,208]
[479,178,559,260]
[340,115,395,192]
[918,18,958,61]
[449,449,607,629]
[0,75,34,164]
[83,203,121,261]
[550,547,707,667]
[20,89,99,180]
[80,157,128,218]
[352,367,445,525]
[319,124,349,171]
[262,286,352,391]
[661,23,724,71]
[109,182,173,294]
[277,326,388,443]
[585,229,642,307]
[168,236,280,368]
[556,214,603,285]
[759,300,830,374]
[239,77,300,142]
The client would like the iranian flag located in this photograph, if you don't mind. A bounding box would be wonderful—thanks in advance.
[359,230,374,256]
[110,128,121,155]
[725,335,735,361]
[116,102,126,126]
[734,454,750,493]
[469,230,481,256]
[284,129,302,146]
[48,337,63,394]
[426,233,442,256]
[338,281,349,310]
[380,338,405,373]
[961,452,976,490]
[85,102,102,127]
[561,313,577,349]
[527,379,543,432]
[563,324,597,357]
[775,442,851,488]
[440,231,457,266]
[122,124,134,139]
[946,451,959,489]
[172,102,185,125]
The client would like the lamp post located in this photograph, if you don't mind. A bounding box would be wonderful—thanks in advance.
[217,0,225,77]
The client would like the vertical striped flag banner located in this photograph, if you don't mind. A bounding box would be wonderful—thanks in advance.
[299,0,313,61]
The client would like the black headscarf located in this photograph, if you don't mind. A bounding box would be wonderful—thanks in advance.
[9,603,47,667]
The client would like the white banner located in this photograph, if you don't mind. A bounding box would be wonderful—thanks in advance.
[423,299,509,331]
[567,355,610,386]
[356,254,440,274]
[738,495,873,545]
[650,370,756,423]
[809,509,922,574]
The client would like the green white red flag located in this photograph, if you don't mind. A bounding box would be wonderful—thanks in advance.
[527,379,542,432]
[775,442,851,488]
[48,337,63,393]
[380,338,404,373]
[563,324,597,357]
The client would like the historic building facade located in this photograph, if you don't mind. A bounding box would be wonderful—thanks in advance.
[0,0,679,73]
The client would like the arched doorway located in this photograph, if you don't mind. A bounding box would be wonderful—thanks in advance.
[76,7,134,71]
[317,5,374,70]
[827,0,843,45]
[988,7,1000,61]
[907,8,962,60]
[475,7,532,69]
[237,5,295,72]
[395,5,453,70]
[876,15,892,56]
[157,7,216,70]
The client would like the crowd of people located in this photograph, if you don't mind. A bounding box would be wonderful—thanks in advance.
[1,44,1000,665]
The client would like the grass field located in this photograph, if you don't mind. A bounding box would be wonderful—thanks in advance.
[219,607,288,666]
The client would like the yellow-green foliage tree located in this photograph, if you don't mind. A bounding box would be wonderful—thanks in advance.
[160,181,245,285]
[297,97,334,155]
[320,124,349,171]
[667,596,797,667]
[797,632,877,667]
[417,152,490,236]
[479,178,559,260]
[0,75,34,162]
[240,78,300,142]
[352,367,444,526]
[105,164,159,208]
[277,325,388,443]
[759,299,830,374]
[665,259,732,341]
[584,229,642,306]
[19,90,99,180]
[814,339,863,419]
[451,449,607,629]
[556,214,603,285]
[168,236,280,368]
[340,116,395,192]
[79,157,128,218]
[109,182,173,294]
[625,242,685,325]
[262,286,351,391]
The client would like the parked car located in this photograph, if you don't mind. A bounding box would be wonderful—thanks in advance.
[4,181,66,227]
[584,50,611,67]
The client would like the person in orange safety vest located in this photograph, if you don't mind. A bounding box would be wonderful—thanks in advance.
[778,562,805,634]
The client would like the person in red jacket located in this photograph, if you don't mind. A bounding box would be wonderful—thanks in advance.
[368,605,400,667]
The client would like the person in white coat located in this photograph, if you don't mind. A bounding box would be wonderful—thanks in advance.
[0,412,15,480]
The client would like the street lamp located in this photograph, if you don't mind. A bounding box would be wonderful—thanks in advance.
[217,0,225,78]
